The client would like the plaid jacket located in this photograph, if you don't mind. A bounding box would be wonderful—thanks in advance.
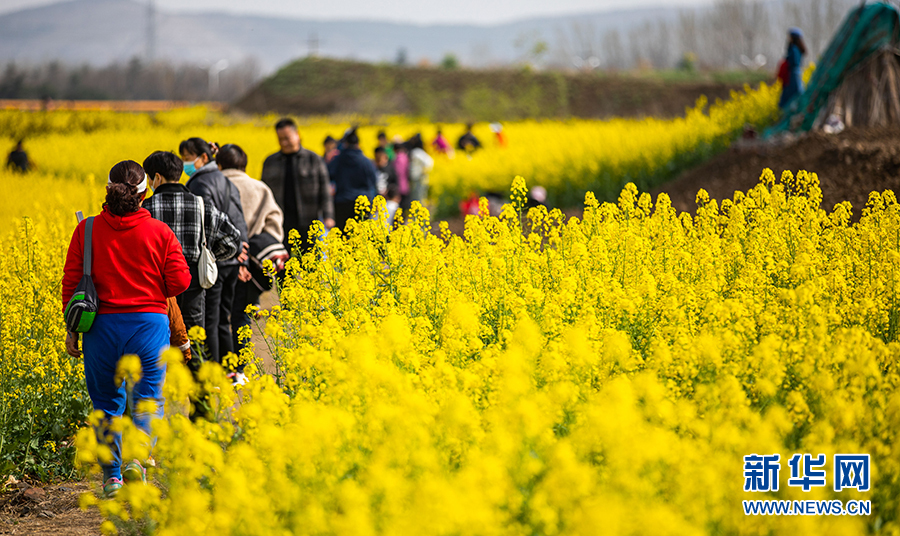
[260,148,334,234]
[142,183,241,264]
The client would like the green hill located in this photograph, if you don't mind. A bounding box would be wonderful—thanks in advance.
[233,58,769,121]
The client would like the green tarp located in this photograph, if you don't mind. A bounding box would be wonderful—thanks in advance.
[766,2,900,136]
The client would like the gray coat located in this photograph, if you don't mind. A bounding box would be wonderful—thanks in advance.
[186,162,249,267]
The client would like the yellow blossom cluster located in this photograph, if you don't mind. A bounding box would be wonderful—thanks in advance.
[427,83,780,212]
[0,192,95,478]
[1,80,779,216]
[70,170,900,535]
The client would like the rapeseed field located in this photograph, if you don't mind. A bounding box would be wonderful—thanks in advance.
[2,80,897,534]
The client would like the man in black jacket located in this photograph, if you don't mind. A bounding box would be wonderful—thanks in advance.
[456,123,482,153]
[179,138,250,365]
[6,140,30,172]
[261,118,335,254]
[328,128,378,230]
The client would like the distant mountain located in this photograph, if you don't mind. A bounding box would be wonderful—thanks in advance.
[0,0,683,73]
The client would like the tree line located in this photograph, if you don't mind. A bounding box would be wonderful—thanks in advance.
[0,0,860,104]
[0,57,261,102]
[550,0,856,72]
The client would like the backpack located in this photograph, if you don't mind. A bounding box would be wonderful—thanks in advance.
[777,59,789,85]
[64,217,99,333]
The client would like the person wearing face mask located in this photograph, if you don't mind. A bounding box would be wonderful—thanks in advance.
[141,151,241,361]
[179,137,250,367]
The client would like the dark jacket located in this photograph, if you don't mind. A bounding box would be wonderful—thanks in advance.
[327,146,378,204]
[7,150,29,172]
[260,148,334,233]
[457,132,482,151]
[185,162,249,267]
[376,162,398,195]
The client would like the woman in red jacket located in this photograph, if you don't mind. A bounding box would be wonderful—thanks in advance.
[63,160,191,497]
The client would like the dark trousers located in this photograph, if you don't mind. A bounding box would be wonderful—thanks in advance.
[176,264,206,356]
[177,265,210,420]
[231,279,263,364]
[334,201,357,231]
[204,263,238,364]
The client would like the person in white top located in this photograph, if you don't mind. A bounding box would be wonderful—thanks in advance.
[405,133,434,208]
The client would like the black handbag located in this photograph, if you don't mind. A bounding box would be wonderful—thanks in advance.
[64,217,99,333]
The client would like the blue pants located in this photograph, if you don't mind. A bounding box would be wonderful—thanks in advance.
[82,312,169,481]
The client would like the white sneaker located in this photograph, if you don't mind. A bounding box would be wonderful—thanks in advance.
[229,372,248,386]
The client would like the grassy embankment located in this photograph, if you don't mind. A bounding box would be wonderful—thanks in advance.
[233,57,770,122]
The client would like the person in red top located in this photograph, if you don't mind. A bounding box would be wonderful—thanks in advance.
[62,160,191,498]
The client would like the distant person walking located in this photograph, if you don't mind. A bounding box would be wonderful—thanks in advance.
[179,138,250,365]
[261,118,335,253]
[7,140,30,172]
[490,123,507,147]
[328,128,378,229]
[141,151,241,360]
[63,160,191,497]
[456,123,482,153]
[374,146,398,197]
[393,142,411,213]
[217,144,288,364]
[432,129,454,156]
[779,27,806,110]
[323,135,339,164]
[377,130,395,161]
[407,134,434,208]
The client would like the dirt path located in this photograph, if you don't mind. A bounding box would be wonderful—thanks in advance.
[0,481,101,536]
[250,291,278,373]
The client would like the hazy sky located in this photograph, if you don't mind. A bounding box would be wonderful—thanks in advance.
[0,0,712,25]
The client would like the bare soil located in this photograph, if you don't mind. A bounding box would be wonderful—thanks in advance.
[430,130,900,234]
[253,291,278,374]
[0,480,101,536]
[653,127,900,217]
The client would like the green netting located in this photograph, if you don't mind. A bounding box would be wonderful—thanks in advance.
[766,2,900,136]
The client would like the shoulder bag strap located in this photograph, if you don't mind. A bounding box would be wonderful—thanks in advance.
[198,196,208,249]
[83,216,94,276]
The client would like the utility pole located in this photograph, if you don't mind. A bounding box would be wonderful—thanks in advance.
[208,59,229,98]
[308,33,319,57]
[146,0,157,61]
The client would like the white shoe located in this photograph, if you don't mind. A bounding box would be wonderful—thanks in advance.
[229,372,248,386]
